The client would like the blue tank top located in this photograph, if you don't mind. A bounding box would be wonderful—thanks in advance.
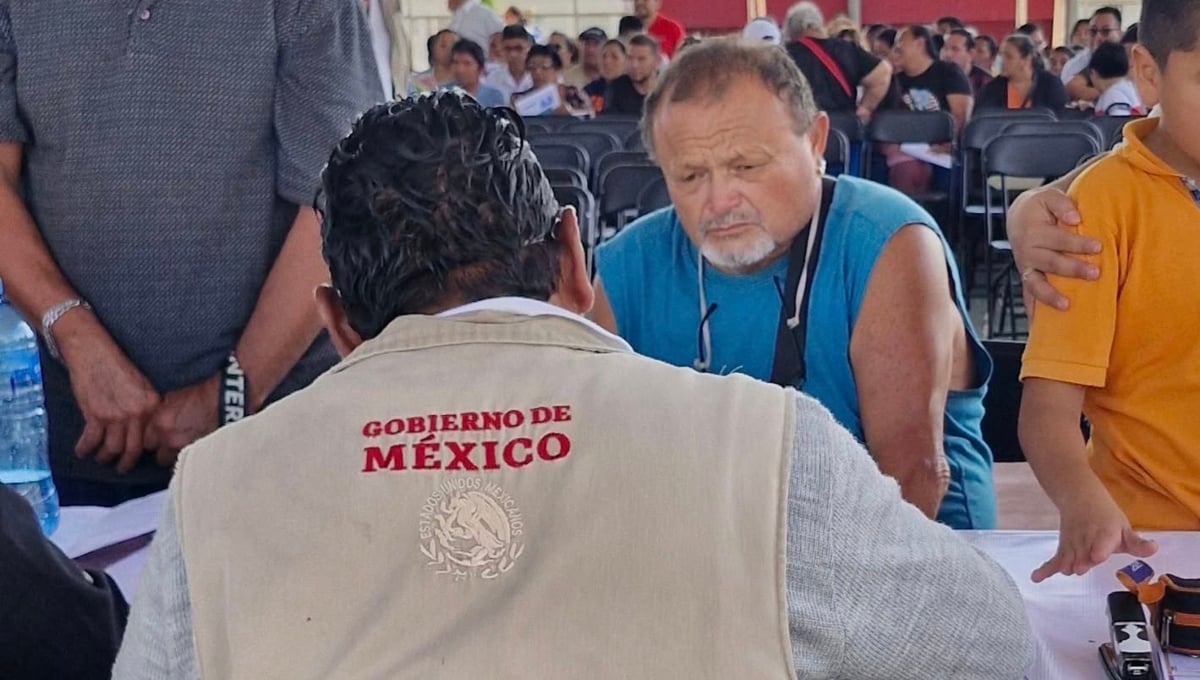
[596,176,996,529]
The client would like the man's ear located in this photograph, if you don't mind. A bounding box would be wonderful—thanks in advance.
[546,207,595,315]
[315,284,364,358]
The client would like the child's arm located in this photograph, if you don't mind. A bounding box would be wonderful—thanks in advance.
[1019,378,1157,582]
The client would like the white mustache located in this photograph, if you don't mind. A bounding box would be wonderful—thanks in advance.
[699,210,763,233]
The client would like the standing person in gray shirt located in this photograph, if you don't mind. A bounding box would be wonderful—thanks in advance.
[0,1,382,505]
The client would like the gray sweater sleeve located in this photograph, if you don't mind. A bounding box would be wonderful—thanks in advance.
[111,488,200,680]
[785,392,1036,679]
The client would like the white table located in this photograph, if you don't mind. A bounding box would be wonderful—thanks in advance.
[55,498,1199,679]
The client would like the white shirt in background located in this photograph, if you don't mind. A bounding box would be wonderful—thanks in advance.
[484,67,533,103]
[448,0,504,53]
[1061,47,1091,84]
[1096,78,1143,115]
[366,0,393,98]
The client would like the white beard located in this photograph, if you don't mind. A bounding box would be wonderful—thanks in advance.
[700,230,779,271]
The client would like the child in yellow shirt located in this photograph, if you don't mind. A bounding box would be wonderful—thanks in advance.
[1019,0,1200,583]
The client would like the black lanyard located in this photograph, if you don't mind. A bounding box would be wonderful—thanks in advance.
[769,177,837,389]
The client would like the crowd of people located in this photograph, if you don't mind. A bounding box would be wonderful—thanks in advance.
[0,0,1197,678]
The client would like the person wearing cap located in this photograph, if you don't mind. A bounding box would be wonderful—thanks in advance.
[564,27,607,88]
[113,89,1034,680]
[743,17,782,44]
[593,39,997,531]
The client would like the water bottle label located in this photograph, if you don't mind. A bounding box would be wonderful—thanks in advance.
[5,364,41,398]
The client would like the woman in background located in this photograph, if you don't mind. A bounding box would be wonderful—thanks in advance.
[548,32,580,73]
[411,29,458,93]
[584,39,626,112]
[976,34,1067,112]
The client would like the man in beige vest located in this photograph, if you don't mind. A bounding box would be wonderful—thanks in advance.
[113,91,1035,679]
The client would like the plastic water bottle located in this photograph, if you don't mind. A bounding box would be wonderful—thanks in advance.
[0,278,59,535]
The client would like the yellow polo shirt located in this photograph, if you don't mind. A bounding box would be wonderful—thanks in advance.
[1022,117,1200,530]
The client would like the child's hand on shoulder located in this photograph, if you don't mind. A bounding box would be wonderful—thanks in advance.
[1032,485,1157,583]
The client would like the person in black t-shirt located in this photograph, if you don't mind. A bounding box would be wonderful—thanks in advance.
[886,24,973,194]
[584,39,627,112]
[781,2,892,121]
[0,486,129,680]
[603,34,659,116]
[940,29,993,94]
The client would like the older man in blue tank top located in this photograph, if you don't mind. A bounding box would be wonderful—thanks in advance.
[593,38,996,529]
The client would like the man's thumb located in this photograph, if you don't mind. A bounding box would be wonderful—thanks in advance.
[1122,527,1158,557]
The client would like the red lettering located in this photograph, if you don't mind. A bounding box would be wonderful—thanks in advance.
[531,406,553,425]
[537,432,571,461]
[384,419,404,435]
[426,415,438,433]
[406,417,426,434]
[440,414,459,432]
[502,409,524,428]
[481,440,501,470]
[362,421,383,437]
[362,445,406,472]
[502,437,533,468]
[482,411,503,430]
[413,435,441,470]
[445,441,479,471]
[461,412,480,431]
[552,405,572,422]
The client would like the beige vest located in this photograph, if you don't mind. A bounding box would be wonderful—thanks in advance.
[177,311,796,679]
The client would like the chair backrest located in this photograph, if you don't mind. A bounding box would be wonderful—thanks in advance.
[565,119,639,142]
[624,129,646,152]
[971,107,1056,122]
[1091,115,1143,149]
[980,339,1026,463]
[983,132,1101,178]
[595,151,652,188]
[543,166,587,189]
[963,115,1029,152]
[551,184,599,257]
[523,115,577,132]
[1002,121,1104,151]
[530,132,621,178]
[827,110,864,142]
[824,128,851,173]
[636,176,671,216]
[867,110,956,144]
[530,142,590,176]
[600,164,665,229]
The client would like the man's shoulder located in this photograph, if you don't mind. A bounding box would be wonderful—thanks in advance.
[655,13,685,33]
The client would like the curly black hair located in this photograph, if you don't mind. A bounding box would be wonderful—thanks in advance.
[318,91,561,339]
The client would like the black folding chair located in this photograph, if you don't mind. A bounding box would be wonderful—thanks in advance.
[565,118,639,142]
[551,184,599,273]
[529,131,621,184]
[823,128,851,177]
[595,151,652,189]
[636,176,671,215]
[543,166,587,189]
[1091,114,1143,149]
[1001,121,1105,152]
[624,129,646,152]
[530,142,590,177]
[826,110,864,176]
[523,115,576,132]
[599,164,664,234]
[867,110,957,228]
[971,108,1057,122]
[982,132,1101,338]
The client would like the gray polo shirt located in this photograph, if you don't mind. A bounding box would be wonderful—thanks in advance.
[0,0,382,485]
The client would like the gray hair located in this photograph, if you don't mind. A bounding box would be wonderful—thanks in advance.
[784,2,825,40]
[640,38,818,157]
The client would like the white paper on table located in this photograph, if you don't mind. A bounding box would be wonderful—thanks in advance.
[899,142,953,169]
[52,490,166,558]
[513,84,561,117]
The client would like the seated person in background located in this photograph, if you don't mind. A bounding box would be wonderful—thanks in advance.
[974,34,999,74]
[511,45,591,117]
[449,39,506,107]
[564,27,607,88]
[1015,22,1049,56]
[873,27,898,61]
[1062,6,1125,103]
[411,30,458,93]
[602,34,659,116]
[976,34,1068,112]
[886,24,973,194]
[113,89,1035,680]
[1019,0,1200,586]
[484,24,533,103]
[593,39,998,530]
[1088,41,1144,115]
[783,2,892,122]
[1049,45,1075,77]
[941,28,993,94]
[0,485,128,680]
[584,39,627,111]
[617,15,643,43]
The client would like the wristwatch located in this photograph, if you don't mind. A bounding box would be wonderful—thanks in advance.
[41,298,92,363]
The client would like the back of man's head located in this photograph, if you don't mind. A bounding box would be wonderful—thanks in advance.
[1089,40,1130,79]
[318,92,561,339]
[618,15,644,37]
[784,2,825,40]
[1140,0,1200,69]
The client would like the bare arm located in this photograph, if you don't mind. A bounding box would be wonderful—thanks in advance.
[1065,74,1100,102]
[850,225,956,518]
[857,60,892,116]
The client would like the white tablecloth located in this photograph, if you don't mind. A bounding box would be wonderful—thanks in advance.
[55,498,1199,679]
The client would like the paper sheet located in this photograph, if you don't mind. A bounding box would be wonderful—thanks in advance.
[899,142,954,169]
[53,490,165,558]
[513,84,561,117]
